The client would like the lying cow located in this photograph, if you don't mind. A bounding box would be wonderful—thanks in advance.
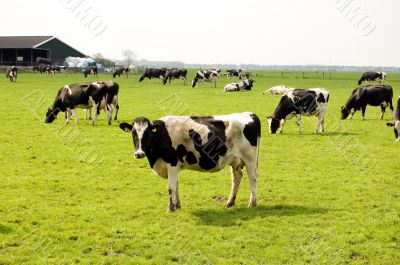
[192,70,219,88]
[83,66,98,78]
[113,67,129,78]
[386,96,400,142]
[163,68,187,85]
[139,68,166,82]
[45,81,119,125]
[119,112,261,212]
[341,85,393,120]
[6,66,17,82]
[224,79,255,92]
[267,88,329,134]
[358,71,387,86]
[263,85,294,95]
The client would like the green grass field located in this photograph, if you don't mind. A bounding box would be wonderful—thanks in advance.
[0,71,399,265]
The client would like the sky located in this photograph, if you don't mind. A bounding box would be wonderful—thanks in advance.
[1,0,399,66]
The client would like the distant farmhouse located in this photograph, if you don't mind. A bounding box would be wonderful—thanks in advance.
[0,36,86,66]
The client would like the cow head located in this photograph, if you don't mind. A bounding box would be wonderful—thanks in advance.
[341,106,350,120]
[267,116,280,134]
[45,108,60,123]
[120,117,160,159]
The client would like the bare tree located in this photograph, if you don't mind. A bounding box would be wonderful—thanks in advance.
[121,49,136,67]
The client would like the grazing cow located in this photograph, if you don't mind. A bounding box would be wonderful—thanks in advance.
[263,85,294,95]
[51,66,67,75]
[113,67,129,78]
[6,66,17,82]
[119,112,261,212]
[267,88,329,134]
[45,81,119,125]
[226,69,239,78]
[192,70,219,88]
[139,68,167,82]
[224,79,255,92]
[358,71,387,85]
[83,66,98,78]
[341,85,393,120]
[163,68,188,85]
[32,64,49,75]
[386,96,400,142]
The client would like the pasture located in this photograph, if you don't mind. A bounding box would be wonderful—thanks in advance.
[0,71,399,264]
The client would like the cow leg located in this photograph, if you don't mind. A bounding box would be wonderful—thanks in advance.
[91,102,99,126]
[389,100,394,118]
[65,109,71,124]
[107,104,113,125]
[296,115,302,134]
[361,106,367,121]
[246,164,258,208]
[114,101,119,121]
[176,180,181,209]
[71,109,78,124]
[279,119,285,134]
[380,105,386,120]
[227,166,243,207]
[315,113,325,133]
[167,166,179,212]
[395,121,400,141]
[349,111,355,120]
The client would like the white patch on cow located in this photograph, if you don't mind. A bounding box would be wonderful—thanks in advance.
[134,122,149,154]
[64,85,72,95]
[91,82,100,88]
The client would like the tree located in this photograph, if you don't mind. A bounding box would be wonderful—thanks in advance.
[92,53,116,68]
[121,49,136,67]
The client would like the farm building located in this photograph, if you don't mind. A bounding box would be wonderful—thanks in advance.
[0,36,87,66]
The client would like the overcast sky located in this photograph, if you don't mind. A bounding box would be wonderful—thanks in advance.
[1,0,399,66]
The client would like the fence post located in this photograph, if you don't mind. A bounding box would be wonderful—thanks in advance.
[281,71,283,78]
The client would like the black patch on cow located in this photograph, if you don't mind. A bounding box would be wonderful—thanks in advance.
[317,93,326,103]
[243,114,261,146]
[292,90,318,114]
[142,120,178,168]
[188,119,228,170]
[176,144,187,163]
[185,152,197,165]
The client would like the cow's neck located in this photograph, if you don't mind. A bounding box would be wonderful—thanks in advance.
[273,102,292,120]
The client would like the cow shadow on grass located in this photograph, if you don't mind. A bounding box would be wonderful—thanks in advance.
[191,204,328,227]
[0,223,12,234]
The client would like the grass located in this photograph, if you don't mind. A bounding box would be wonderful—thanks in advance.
[0,71,399,265]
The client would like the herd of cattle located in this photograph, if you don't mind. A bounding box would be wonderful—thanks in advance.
[4,66,399,211]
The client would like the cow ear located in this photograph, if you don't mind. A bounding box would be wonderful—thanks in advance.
[119,122,133,132]
[340,106,344,110]
[149,121,162,133]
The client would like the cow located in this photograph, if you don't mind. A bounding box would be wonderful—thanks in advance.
[224,79,255,92]
[341,85,393,121]
[50,66,67,75]
[139,68,167,82]
[83,66,98,78]
[45,81,119,125]
[358,71,387,85]
[32,64,49,75]
[163,68,188,85]
[6,66,17,82]
[386,96,400,142]
[263,85,294,95]
[238,69,250,80]
[192,70,219,88]
[267,88,329,134]
[113,67,129,78]
[119,112,261,212]
[226,69,239,78]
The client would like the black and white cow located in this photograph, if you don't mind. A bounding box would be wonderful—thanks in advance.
[163,68,187,85]
[83,66,98,78]
[138,68,167,82]
[113,67,129,78]
[226,69,239,78]
[6,66,17,82]
[119,112,261,212]
[224,79,255,92]
[341,85,393,120]
[33,64,49,75]
[358,72,387,85]
[386,96,400,142]
[238,69,250,80]
[267,88,329,134]
[45,81,119,125]
[192,70,219,88]
[50,66,67,75]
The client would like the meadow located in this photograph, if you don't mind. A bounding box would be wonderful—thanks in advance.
[0,70,399,265]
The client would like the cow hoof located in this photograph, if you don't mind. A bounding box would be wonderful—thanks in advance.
[167,207,176,213]
[108,121,112,125]
[226,201,235,208]
[248,201,257,208]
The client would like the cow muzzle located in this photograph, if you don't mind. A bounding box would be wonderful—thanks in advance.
[134,151,145,159]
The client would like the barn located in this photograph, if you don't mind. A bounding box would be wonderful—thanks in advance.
[0,36,87,66]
